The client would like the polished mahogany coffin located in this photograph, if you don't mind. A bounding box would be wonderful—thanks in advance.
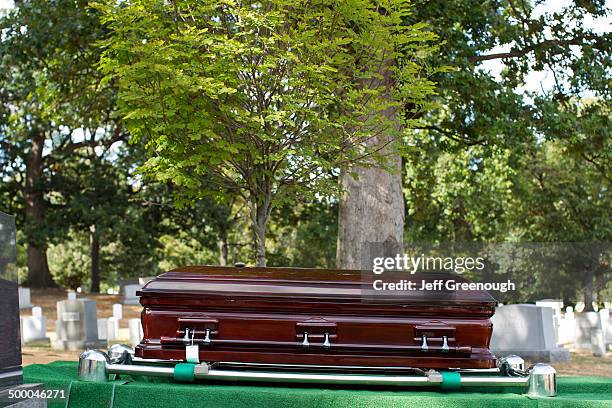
[136,266,497,370]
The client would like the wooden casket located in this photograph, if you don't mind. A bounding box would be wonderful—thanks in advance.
[136,266,497,370]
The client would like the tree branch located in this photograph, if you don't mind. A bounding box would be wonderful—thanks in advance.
[414,125,485,146]
[468,35,601,63]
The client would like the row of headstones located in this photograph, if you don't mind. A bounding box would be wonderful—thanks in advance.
[96,303,143,347]
[490,302,611,363]
[19,275,153,310]
[19,291,144,350]
[552,306,610,356]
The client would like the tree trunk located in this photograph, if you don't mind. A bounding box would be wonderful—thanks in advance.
[218,233,228,266]
[253,212,267,267]
[24,133,54,288]
[249,196,270,267]
[336,62,404,270]
[583,249,599,312]
[90,227,100,293]
[337,156,404,269]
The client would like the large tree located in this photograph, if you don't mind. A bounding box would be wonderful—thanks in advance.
[403,0,610,304]
[98,0,438,266]
[0,0,124,287]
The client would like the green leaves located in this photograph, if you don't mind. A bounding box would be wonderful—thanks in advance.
[98,0,439,263]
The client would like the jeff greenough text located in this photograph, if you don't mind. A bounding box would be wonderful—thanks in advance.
[372,279,516,293]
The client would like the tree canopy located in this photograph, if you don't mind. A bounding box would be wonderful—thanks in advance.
[0,0,609,306]
[97,0,440,266]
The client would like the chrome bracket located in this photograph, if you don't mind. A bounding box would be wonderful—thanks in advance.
[203,328,212,345]
[302,332,310,348]
[421,335,428,352]
[441,336,449,353]
[322,332,331,349]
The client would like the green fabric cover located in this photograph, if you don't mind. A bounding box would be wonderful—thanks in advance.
[23,361,612,408]
[173,363,195,382]
[441,371,462,391]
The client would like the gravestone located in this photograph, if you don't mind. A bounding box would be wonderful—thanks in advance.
[18,287,33,309]
[599,309,611,344]
[575,312,606,355]
[0,212,22,387]
[128,318,143,347]
[536,299,563,345]
[123,284,141,305]
[1,211,47,407]
[20,306,48,344]
[97,318,108,341]
[112,303,123,320]
[53,296,105,351]
[557,309,576,345]
[138,276,155,286]
[106,317,120,341]
[591,329,606,357]
[536,299,563,315]
[490,304,570,362]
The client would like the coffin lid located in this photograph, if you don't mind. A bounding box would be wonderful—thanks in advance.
[139,265,496,306]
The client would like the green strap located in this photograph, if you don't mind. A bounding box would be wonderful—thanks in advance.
[173,363,195,382]
[440,371,461,390]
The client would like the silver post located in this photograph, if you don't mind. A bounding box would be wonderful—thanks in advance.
[527,363,557,397]
[78,350,110,383]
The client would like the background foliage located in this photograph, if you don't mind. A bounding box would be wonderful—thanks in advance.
[0,0,610,305]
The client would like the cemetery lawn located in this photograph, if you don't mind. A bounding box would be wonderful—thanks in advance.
[21,290,612,377]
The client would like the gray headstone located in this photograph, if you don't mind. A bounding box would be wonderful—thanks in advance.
[18,287,32,309]
[490,304,570,362]
[123,284,142,305]
[52,298,105,351]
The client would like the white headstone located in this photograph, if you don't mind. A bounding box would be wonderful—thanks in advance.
[67,291,77,301]
[32,306,43,318]
[123,284,142,305]
[574,311,603,349]
[557,311,576,345]
[490,304,569,362]
[598,309,610,344]
[112,303,123,320]
[97,318,108,341]
[20,307,48,344]
[128,318,143,347]
[106,317,120,341]
[591,329,606,357]
[536,299,563,316]
[138,276,155,286]
[575,302,585,313]
[18,287,33,309]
